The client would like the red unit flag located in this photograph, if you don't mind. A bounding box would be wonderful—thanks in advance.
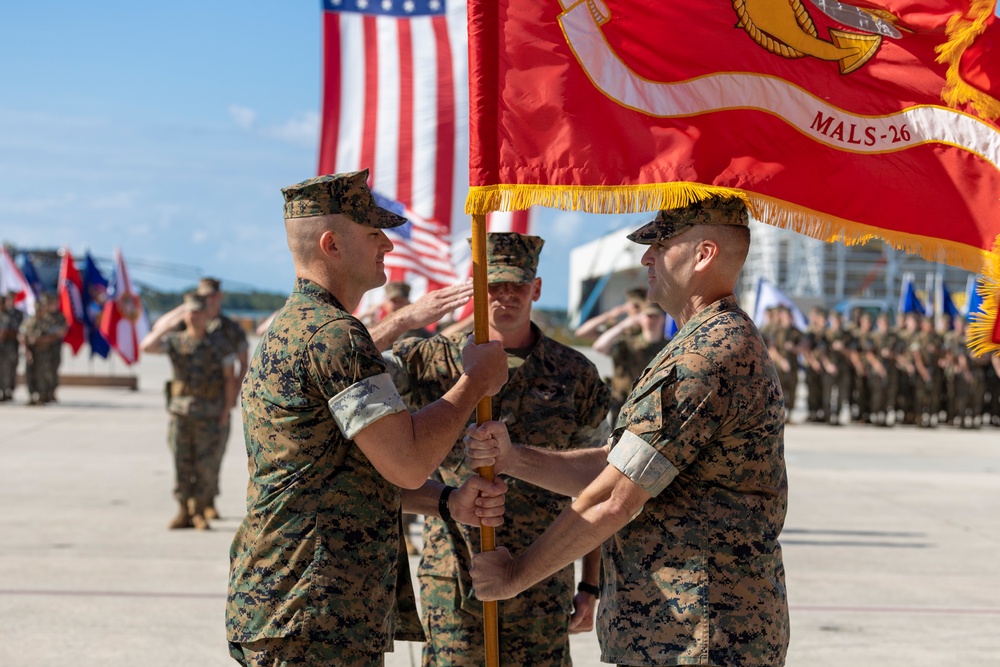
[466,0,1000,353]
[58,249,86,354]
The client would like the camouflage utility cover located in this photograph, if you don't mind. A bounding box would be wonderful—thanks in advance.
[389,326,609,624]
[282,168,407,228]
[484,232,544,284]
[603,295,789,666]
[627,195,749,244]
[227,278,413,653]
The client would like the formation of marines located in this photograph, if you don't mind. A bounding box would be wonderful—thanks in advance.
[0,291,66,405]
[760,304,1000,429]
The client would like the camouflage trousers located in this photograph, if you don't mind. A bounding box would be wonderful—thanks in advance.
[419,575,571,667]
[228,637,383,667]
[26,344,60,400]
[206,419,230,498]
[168,414,220,502]
[0,342,17,394]
[776,367,798,412]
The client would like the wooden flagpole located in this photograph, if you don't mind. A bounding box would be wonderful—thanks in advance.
[470,212,500,667]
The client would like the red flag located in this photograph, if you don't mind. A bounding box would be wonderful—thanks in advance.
[466,0,1000,352]
[57,249,85,354]
[0,247,36,317]
[99,248,150,366]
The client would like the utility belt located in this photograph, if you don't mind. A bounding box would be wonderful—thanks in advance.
[166,380,223,400]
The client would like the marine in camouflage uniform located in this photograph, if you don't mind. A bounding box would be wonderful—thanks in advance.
[384,233,610,667]
[0,292,24,401]
[894,312,922,424]
[19,294,67,405]
[865,313,898,426]
[766,306,802,424]
[197,277,250,519]
[942,316,978,428]
[225,170,508,667]
[602,304,668,426]
[912,315,944,427]
[468,196,789,667]
[802,307,830,422]
[140,292,236,530]
[823,311,854,425]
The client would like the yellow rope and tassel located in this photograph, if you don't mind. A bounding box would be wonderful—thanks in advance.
[966,236,1000,356]
[935,0,1000,121]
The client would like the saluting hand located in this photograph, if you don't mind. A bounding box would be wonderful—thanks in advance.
[407,280,474,329]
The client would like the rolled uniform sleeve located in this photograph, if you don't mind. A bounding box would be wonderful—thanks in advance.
[608,430,678,496]
[329,371,407,439]
[609,352,730,497]
[306,318,406,436]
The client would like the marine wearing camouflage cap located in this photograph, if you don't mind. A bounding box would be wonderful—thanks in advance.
[483,232,544,284]
[183,292,207,311]
[196,277,221,296]
[281,168,407,228]
[384,281,411,300]
[627,195,749,244]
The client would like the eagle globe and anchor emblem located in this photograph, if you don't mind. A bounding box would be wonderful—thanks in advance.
[559,0,905,79]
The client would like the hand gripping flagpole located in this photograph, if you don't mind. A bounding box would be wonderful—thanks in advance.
[471,213,500,667]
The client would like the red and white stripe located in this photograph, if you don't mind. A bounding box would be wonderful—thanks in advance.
[319,4,468,234]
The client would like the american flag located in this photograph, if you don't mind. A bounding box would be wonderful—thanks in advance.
[373,192,459,286]
[318,0,467,245]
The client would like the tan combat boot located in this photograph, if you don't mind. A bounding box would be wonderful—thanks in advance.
[190,499,211,531]
[168,500,193,530]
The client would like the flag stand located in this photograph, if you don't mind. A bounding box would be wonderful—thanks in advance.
[471,213,500,667]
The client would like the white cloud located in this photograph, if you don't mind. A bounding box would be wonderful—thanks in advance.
[229,105,257,131]
[264,111,320,147]
[191,229,209,244]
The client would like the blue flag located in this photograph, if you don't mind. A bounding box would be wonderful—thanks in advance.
[664,315,678,339]
[17,252,42,297]
[898,274,925,315]
[965,276,985,324]
[939,280,960,320]
[82,253,111,358]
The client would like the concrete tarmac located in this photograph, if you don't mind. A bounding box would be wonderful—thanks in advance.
[1,347,998,666]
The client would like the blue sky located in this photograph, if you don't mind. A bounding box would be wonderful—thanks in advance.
[0,1,646,309]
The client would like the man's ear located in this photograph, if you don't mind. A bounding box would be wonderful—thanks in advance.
[694,239,719,271]
[319,229,340,259]
[531,277,542,302]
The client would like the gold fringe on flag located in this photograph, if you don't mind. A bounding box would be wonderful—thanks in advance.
[465,182,1000,354]
[935,0,1000,121]
[465,182,749,216]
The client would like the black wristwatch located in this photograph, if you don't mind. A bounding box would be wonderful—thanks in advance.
[438,485,456,522]
[577,581,600,598]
